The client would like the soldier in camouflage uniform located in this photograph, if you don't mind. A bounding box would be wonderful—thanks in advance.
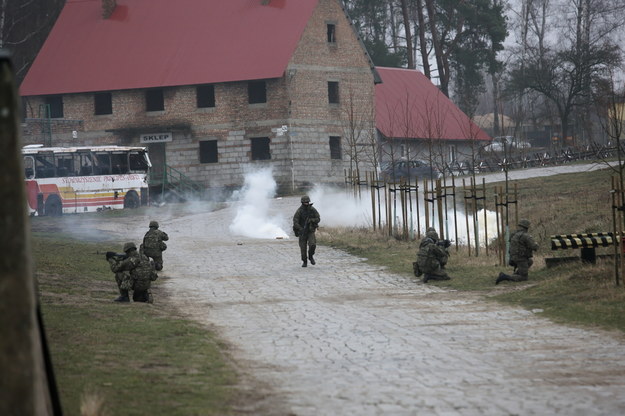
[496,219,539,284]
[293,195,320,267]
[416,229,450,283]
[142,220,169,271]
[108,242,158,303]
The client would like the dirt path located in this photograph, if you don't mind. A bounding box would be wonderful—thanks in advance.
[86,194,625,416]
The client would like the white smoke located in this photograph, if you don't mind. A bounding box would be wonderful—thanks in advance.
[309,184,499,246]
[229,168,289,239]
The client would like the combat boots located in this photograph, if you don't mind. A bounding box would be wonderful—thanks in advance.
[308,245,316,265]
[496,272,511,285]
[114,290,130,302]
[302,260,307,267]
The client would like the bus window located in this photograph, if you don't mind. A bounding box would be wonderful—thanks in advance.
[111,152,129,174]
[24,156,35,179]
[129,151,149,172]
[55,153,75,177]
[35,153,55,178]
[94,153,111,175]
[78,152,93,176]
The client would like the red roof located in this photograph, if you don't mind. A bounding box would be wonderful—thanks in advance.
[20,0,318,96]
[375,67,490,141]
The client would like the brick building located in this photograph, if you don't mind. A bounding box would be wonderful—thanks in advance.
[20,0,380,193]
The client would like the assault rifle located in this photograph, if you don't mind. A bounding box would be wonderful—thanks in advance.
[437,239,452,249]
[105,251,127,261]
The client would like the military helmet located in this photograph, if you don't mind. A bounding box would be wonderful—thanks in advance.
[518,219,530,229]
[426,227,437,233]
[123,242,137,252]
[426,230,439,240]
[301,195,311,204]
[149,220,159,228]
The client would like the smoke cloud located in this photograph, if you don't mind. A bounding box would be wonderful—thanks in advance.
[229,168,289,239]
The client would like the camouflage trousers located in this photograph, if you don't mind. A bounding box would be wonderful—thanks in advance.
[508,258,533,281]
[147,253,164,271]
[299,232,316,262]
[114,271,133,293]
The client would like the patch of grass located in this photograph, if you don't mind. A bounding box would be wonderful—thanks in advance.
[33,235,238,416]
[319,167,625,334]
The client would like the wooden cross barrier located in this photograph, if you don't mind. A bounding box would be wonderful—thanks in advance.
[547,232,622,267]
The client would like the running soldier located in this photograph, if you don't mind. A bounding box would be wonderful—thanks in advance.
[293,195,320,267]
[496,219,539,284]
[142,220,169,271]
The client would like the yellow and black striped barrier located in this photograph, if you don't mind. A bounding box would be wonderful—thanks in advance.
[550,232,616,250]
[549,232,622,266]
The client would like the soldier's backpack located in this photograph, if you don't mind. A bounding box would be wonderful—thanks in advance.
[143,230,162,256]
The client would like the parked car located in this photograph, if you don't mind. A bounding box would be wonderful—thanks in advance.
[380,160,441,181]
[483,136,531,152]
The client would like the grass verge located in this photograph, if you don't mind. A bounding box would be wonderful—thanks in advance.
[33,234,238,416]
[319,167,625,334]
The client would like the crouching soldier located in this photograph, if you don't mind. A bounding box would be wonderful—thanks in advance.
[143,220,169,271]
[496,219,539,284]
[108,242,158,303]
[416,229,451,283]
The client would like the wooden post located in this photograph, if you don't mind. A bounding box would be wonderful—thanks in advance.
[436,178,444,239]
[424,179,430,231]
[0,51,59,415]
[611,176,620,285]
[482,178,489,256]
[463,178,472,256]
[451,175,459,251]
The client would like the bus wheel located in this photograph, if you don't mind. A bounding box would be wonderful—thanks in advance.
[124,191,140,209]
[45,195,63,216]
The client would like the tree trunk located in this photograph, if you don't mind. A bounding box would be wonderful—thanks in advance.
[400,0,414,69]
[415,0,431,78]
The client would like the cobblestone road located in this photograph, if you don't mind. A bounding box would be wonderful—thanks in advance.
[150,195,625,416]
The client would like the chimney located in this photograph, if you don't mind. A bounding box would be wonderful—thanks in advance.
[102,0,117,19]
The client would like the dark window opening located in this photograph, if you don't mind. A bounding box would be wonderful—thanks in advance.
[328,81,339,104]
[146,88,164,112]
[251,137,271,160]
[248,81,267,104]
[199,140,218,163]
[45,95,64,118]
[327,24,336,43]
[94,92,113,115]
[330,136,342,160]
[129,151,149,172]
[94,153,111,175]
[111,153,129,174]
[196,85,215,108]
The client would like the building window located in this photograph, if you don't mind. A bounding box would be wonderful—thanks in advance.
[45,95,64,118]
[199,140,218,163]
[329,136,342,160]
[145,88,164,112]
[248,81,266,104]
[328,81,339,104]
[327,23,336,43]
[251,137,271,160]
[94,92,112,115]
[196,85,215,108]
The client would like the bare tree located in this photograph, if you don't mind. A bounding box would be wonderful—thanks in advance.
[0,0,64,85]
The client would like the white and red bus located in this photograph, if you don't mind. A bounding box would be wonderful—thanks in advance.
[22,145,151,216]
